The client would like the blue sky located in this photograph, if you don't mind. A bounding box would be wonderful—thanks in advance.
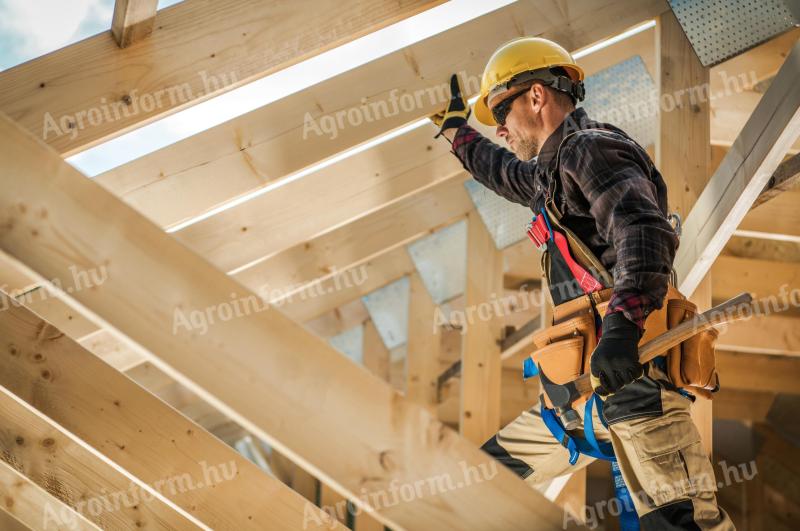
[0,0,182,70]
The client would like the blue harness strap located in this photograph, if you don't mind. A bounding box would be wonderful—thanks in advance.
[539,394,640,530]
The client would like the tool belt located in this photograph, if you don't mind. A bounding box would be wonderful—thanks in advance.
[531,286,720,409]
[526,200,718,409]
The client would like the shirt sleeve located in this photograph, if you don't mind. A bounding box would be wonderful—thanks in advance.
[558,131,678,330]
[450,124,538,207]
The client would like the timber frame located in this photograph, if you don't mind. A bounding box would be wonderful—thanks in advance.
[0,1,798,529]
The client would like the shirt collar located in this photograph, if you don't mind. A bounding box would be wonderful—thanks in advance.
[535,107,595,169]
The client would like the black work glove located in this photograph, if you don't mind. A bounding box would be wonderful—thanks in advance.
[429,74,471,138]
[590,312,644,396]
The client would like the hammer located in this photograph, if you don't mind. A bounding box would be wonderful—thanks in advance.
[539,292,753,430]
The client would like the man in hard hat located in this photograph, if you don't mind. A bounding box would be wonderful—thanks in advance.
[432,37,734,529]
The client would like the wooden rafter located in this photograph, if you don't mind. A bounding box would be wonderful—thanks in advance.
[94,0,668,230]
[0,0,443,155]
[111,0,159,48]
[0,114,575,531]
[675,40,800,295]
[0,386,197,529]
[0,459,100,531]
[0,292,340,530]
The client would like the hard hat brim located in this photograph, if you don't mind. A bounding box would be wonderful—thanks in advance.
[473,96,497,127]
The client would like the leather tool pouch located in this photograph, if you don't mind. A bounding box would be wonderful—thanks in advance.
[532,302,597,409]
[595,287,719,398]
[666,299,719,399]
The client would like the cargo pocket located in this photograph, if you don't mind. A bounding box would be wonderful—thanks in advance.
[629,414,713,506]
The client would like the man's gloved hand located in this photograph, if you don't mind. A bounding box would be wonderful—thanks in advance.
[590,312,644,396]
[430,74,471,138]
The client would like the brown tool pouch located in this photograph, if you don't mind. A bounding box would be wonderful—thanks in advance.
[665,299,719,399]
[532,299,598,409]
[533,285,719,404]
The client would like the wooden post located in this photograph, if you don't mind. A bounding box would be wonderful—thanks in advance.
[460,211,504,444]
[657,9,713,456]
[407,272,441,412]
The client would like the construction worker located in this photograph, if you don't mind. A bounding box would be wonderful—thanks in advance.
[431,37,735,529]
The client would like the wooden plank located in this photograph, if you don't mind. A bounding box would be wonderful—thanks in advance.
[715,312,800,356]
[674,40,800,295]
[656,9,711,223]
[95,0,667,229]
[234,173,472,294]
[175,126,463,273]
[460,212,504,444]
[0,293,338,530]
[752,153,800,208]
[715,351,800,394]
[278,245,416,324]
[739,189,800,239]
[406,273,440,411]
[78,328,146,370]
[0,0,443,155]
[0,459,100,531]
[711,255,800,302]
[0,386,198,529]
[0,114,575,531]
[362,319,391,384]
[111,0,159,48]
[713,388,775,423]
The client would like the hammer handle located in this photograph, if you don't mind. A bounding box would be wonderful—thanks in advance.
[573,292,754,397]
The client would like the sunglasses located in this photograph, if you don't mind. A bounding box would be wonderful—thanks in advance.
[491,89,528,126]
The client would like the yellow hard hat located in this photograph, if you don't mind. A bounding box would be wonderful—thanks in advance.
[474,37,585,126]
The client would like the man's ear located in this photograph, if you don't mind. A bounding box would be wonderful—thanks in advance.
[528,83,544,112]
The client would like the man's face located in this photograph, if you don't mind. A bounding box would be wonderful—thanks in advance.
[489,83,545,161]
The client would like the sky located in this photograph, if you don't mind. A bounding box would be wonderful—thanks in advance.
[0,0,516,176]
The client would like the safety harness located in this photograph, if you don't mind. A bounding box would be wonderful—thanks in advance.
[523,132,641,528]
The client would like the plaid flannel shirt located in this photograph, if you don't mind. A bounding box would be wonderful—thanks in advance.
[451,108,678,330]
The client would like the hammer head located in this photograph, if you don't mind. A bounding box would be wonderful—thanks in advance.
[539,366,582,430]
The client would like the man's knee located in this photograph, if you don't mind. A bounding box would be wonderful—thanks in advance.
[480,435,534,479]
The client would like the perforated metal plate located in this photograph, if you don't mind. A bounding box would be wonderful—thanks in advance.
[361,277,410,350]
[669,0,799,67]
[407,221,466,305]
[581,55,657,148]
[464,180,533,250]
[328,324,364,364]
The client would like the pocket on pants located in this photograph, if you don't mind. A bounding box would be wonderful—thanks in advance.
[629,414,712,506]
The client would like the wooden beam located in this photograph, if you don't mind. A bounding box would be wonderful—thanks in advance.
[739,189,800,240]
[0,114,574,530]
[0,459,100,531]
[715,312,800,356]
[716,351,800,395]
[0,386,197,529]
[0,293,338,529]
[460,212,504,444]
[656,9,711,223]
[674,40,800,295]
[752,153,800,208]
[713,388,776,423]
[111,0,159,48]
[0,0,443,155]
[95,0,667,229]
[278,245,416,324]
[711,255,800,302]
[234,173,472,294]
[406,273,440,410]
[176,126,463,273]
[363,319,391,384]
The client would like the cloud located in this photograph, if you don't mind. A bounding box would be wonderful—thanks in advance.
[0,0,113,68]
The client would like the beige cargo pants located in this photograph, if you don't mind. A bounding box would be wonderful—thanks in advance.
[481,363,736,529]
